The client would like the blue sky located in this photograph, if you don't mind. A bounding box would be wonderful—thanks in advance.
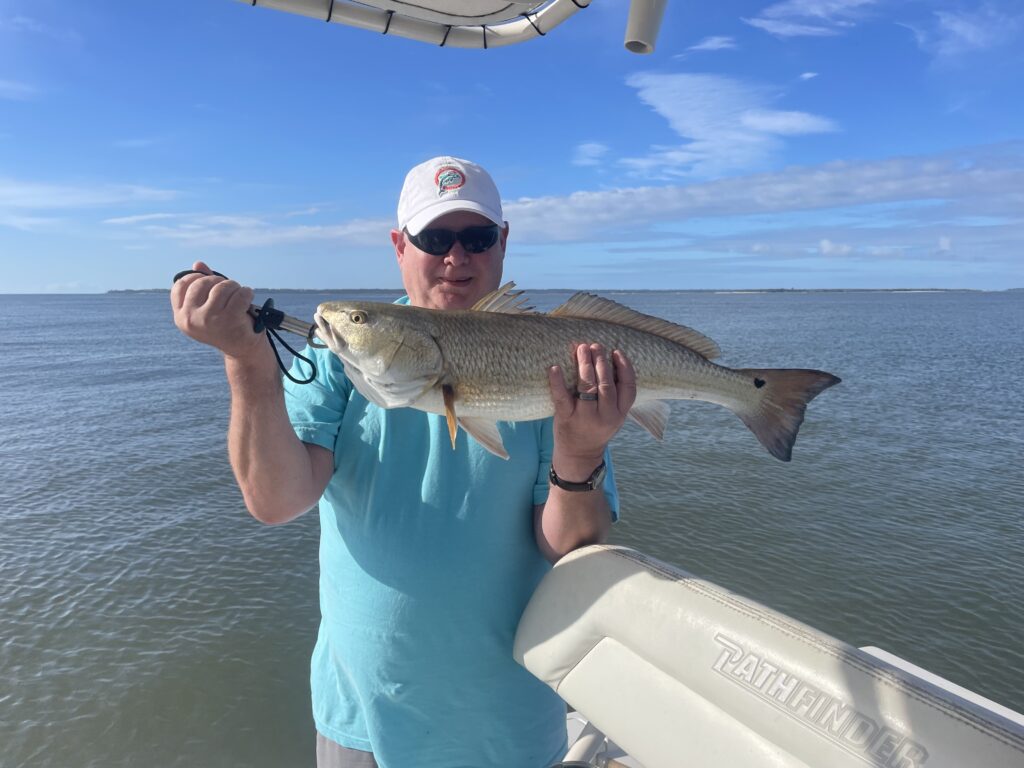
[1,0,1022,292]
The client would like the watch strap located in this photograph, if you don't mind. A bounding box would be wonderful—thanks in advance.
[549,460,606,492]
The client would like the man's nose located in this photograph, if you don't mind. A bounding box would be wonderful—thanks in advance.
[443,241,470,265]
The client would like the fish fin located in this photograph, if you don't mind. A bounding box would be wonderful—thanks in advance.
[457,417,510,460]
[470,281,537,315]
[550,293,721,360]
[733,368,841,461]
[442,384,458,450]
[344,364,437,409]
[627,400,671,440]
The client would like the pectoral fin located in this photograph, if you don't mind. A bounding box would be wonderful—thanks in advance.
[442,385,458,449]
[628,400,671,440]
[344,364,439,409]
[457,417,509,460]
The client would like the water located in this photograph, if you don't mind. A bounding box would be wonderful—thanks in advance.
[1,290,1021,767]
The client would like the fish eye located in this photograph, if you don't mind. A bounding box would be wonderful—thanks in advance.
[349,310,368,324]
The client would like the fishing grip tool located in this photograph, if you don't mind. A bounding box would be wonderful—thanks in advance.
[172,269,326,384]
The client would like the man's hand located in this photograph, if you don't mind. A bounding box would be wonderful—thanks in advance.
[170,260,269,364]
[547,343,637,477]
[534,344,635,563]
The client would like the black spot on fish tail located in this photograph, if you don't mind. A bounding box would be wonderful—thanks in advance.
[754,378,766,388]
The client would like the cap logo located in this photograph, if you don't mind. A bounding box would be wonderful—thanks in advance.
[434,166,466,197]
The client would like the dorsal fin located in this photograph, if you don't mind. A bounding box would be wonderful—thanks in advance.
[470,281,537,314]
[550,292,722,360]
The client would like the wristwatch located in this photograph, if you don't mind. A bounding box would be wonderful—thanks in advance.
[549,461,606,492]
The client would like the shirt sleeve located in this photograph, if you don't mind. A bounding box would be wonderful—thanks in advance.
[533,418,621,523]
[283,345,352,453]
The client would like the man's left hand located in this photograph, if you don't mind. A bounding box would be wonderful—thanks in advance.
[547,344,637,472]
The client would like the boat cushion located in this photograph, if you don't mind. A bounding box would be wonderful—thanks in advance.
[514,545,1024,768]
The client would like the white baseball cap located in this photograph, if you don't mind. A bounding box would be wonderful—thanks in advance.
[397,156,504,236]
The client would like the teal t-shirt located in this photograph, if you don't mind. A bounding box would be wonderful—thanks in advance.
[284,312,618,768]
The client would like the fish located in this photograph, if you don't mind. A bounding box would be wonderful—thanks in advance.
[313,283,840,461]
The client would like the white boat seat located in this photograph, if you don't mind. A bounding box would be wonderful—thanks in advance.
[514,544,1024,768]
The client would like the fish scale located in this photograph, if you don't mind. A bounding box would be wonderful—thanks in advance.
[439,313,726,416]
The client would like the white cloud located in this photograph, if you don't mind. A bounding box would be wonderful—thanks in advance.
[1,15,82,43]
[8,147,1022,277]
[285,206,324,218]
[0,213,61,232]
[502,144,1024,245]
[620,73,837,178]
[688,35,737,51]
[800,72,819,80]
[0,79,37,100]
[118,215,390,249]
[745,0,877,38]
[82,146,1024,256]
[103,213,180,225]
[909,5,1022,60]
[819,238,853,255]
[740,109,838,134]
[572,142,610,167]
[0,179,178,210]
[743,18,838,37]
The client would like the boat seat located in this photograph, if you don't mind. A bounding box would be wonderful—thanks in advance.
[514,545,1024,768]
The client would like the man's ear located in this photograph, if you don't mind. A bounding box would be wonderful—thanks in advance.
[499,222,510,252]
[391,229,405,264]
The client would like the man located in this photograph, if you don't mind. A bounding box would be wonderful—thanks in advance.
[171,156,636,768]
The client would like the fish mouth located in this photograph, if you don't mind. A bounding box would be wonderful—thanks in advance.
[313,312,346,351]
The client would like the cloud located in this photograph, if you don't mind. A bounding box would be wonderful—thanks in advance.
[819,238,853,255]
[9,147,1021,281]
[744,18,838,37]
[502,143,1024,245]
[740,109,838,134]
[800,72,819,80]
[110,214,391,249]
[572,142,610,167]
[0,79,37,100]
[688,35,736,51]
[0,213,62,232]
[1,15,82,43]
[0,179,178,210]
[620,72,838,178]
[744,0,878,38]
[103,213,181,225]
[908,4,1023,60]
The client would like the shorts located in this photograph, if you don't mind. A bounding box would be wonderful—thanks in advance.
[316,732,378,768]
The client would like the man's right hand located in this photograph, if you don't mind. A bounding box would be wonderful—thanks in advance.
[170,260,270,364]
[171,261,331,523]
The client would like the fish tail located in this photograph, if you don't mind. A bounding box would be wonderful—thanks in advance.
[734,368,841,461]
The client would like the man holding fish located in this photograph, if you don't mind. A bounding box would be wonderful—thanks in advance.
[171,156,637,768]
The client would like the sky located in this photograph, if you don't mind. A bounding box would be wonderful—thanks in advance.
[1,0,1022,292]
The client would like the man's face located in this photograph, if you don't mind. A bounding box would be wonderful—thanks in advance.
[392,210,507,311]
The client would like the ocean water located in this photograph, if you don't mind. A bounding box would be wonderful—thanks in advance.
[1,289,1021,767]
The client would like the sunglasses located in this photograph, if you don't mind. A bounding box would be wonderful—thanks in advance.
[407,225,500,256]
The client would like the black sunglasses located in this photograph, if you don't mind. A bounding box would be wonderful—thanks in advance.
[407,225,500,256]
